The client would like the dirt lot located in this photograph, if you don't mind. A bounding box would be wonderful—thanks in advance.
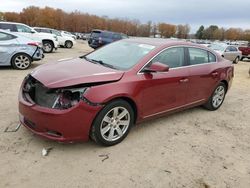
[0,40,250,188]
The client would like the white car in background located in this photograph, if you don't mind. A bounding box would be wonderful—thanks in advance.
[61,31,77,40]
[34,27,75,48]
[0,22,59,53]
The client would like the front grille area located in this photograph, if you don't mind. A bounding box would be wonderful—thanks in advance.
[23,76,58,108]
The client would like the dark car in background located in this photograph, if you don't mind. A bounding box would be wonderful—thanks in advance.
[88,29,128,49]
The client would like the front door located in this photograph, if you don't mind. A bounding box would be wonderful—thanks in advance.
[139,47,189,118]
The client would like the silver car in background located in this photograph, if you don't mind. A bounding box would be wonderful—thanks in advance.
[0,30,44,70]
[208,43,242,64]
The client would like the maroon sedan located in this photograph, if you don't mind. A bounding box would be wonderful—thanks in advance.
[19,38,234,146]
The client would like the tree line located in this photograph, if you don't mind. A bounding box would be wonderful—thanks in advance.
[1,6,190,38]
[1,6,250,41]
[195,25,250,41]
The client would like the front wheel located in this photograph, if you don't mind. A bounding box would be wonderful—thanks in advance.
[65,41,73,48]
[204,83,226,111]
[90,100,134,146]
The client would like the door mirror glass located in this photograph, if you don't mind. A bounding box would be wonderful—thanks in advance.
[143,62,169,73]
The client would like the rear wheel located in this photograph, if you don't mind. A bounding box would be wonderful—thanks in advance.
[65,41,73,48]
[43,41,53,53]
[204,83,226,111]
[11,53,31,70]
[91,100,134,146]
[233,56,239,64]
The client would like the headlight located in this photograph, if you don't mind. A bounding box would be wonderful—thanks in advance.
[52,87,89,109]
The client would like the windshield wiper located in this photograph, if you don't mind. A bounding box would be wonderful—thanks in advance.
[84,57,117,69]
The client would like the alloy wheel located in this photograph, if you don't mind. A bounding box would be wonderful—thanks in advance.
[14,55,31,69]
[43,43,52,52]
[100,107,130,142]
[212,85,225,108]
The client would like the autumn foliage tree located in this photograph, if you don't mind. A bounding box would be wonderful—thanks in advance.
[158,23,176,38]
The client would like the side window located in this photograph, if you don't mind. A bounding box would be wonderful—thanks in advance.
[188,48,209,65]
[16,24,32,33]
[34,28,40,32]
[112,34,121,39]
[0,23,17,32]
[230,46,237,51]
[0,32,16,41]
[151,47,185,68]
[208,52,216,62]
[102,32,111,38]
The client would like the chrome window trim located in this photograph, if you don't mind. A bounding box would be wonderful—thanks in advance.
[137,45,218,74]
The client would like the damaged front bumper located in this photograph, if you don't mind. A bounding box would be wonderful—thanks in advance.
[18,79,103,142]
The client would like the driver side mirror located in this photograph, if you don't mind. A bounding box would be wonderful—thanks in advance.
[31,29,36,34]
[143,62,169,73]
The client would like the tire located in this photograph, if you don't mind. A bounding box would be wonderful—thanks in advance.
[240,57,244,61]
[203,82,227,111]
[11,53,32,70]
[233,56,239,64]
[90,100,134,146]
[43,41,54,53]
[65,41,73,48]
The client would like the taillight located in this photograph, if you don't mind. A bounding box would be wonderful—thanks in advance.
[27,42,40,47]
[98,37,102,44]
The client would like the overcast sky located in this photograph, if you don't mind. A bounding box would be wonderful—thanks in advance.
[1,0,250,33]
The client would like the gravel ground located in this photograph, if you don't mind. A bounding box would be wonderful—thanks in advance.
[0,40,250,188]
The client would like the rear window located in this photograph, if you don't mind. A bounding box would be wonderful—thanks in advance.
[91,31,101,38]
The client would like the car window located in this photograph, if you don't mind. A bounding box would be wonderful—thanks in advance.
[151,47,185,68]
[188,48,209,65]
[112,33,121,39]
[0,23,17,32]
[34,28,41,32]
[230,46,237,51]
[0,32,16,41]
[102,32,112,38]
[52,30,62,36]
[208,52,216,62]
[16,24,32,33]
[91,31,101,38]
[40,29,51,33]
[85,41,155,70]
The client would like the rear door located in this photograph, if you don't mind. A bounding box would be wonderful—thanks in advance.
[0,32,18,65]
[186,47,219,103]
[224,46,238,61]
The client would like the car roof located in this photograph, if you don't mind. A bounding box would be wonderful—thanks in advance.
[0,21,27,26]
[34,27,55,31]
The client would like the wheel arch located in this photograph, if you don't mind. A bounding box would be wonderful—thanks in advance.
[42,39,55,48]
[11,52,32,64]
[220,80,228,92]
[104,96,138,124]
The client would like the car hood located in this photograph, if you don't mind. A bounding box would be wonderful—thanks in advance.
[31,58,124,88]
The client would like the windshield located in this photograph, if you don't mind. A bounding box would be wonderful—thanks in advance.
[209,43,226,51]
[85,41,155,70]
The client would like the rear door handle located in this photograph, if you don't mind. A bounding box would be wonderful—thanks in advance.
[179,78,189,83]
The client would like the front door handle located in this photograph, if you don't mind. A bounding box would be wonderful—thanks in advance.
[212,72,218,77]
[179,78,189,83]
